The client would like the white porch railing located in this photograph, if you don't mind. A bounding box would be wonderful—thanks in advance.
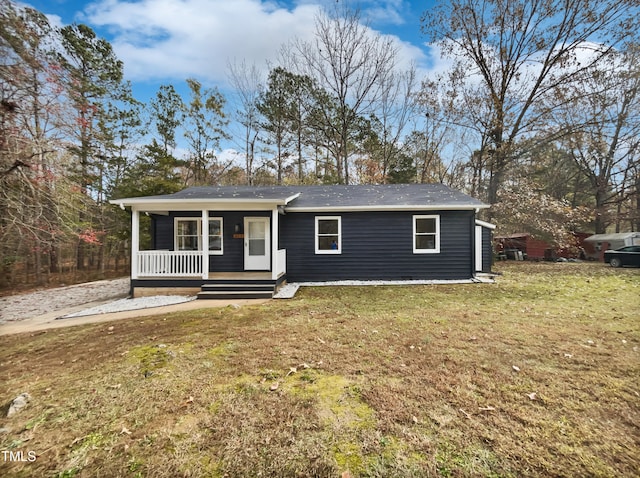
[136,251,203,278]
[276,249,286,277]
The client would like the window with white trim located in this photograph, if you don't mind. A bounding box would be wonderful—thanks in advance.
[175,218,200,251]
[413,215,440,253]
[315,216,341,254]
[174,217,224,253]
[208,217,223,254]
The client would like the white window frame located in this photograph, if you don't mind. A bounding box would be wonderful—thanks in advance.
[315,216,342,254]
[175,217,200,251]
[208,217,224,255]
[413,215,440,254]
[174,217,224,254]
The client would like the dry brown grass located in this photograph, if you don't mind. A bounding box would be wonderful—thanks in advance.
[0,262,638,477]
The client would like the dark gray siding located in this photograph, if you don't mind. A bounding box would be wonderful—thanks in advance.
[281,210,475,281]
[151,211,270,272]
[481,226,493,273]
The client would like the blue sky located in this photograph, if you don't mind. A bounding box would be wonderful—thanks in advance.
[24,0,441,103]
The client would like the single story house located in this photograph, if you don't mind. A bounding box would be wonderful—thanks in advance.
[110,184,495,298]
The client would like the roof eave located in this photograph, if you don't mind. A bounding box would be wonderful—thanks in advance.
[285,204,490,212]
[109,197,293,208]
[475,219,497,229]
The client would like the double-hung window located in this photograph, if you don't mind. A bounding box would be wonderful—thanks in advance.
[208,218,223,254]
[413,215,440,253]
[175,217,224,253]
[175,219,200,251]
[315,216,341,254]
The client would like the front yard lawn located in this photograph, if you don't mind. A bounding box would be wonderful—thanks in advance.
[1,262,638,477]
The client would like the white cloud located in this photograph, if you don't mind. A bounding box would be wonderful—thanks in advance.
[361,0,406,26]
[78,0,427,86]
[81,0,320,84]
[294,0,408,26]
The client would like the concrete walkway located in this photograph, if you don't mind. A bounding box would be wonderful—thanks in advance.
[0,298,268,336]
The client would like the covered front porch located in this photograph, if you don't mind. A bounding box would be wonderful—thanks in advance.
[130,207,287,280]
[111,188,301,295]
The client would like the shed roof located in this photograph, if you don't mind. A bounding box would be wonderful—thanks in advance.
[111,184,488,211]
[584,232,640,242]
[495,233,532,240]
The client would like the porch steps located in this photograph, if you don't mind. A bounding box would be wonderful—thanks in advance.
[197,282,275,300]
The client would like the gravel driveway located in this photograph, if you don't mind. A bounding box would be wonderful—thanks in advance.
[0,278,130,324]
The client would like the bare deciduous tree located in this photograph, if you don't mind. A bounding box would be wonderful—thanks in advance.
[291,4,399,183]
[554,46,640,233]
[422,0,639,206]
[227,59,263,185]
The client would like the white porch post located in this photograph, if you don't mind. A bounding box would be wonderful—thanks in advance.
[131,208,139,279]
[201,209,209,280]
[271,208,278,280]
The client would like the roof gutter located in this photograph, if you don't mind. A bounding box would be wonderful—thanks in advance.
[109,197,295,208]
[285,204,490,213]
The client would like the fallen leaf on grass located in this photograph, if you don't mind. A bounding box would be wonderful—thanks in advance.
[512,365,521,372]
[270,382,279,391]
[286,367,297,376]
[527,392,537,401]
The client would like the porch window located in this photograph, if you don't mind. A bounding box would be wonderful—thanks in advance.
[174,217,224,253]
[315,216,341,254]
[175,219,199,251]
[413,215,440,253]
[208,218,223,254]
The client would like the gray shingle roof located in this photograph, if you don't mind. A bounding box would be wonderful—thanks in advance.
[285,184,486,209]
[112,184,487,210]
[140,186,299,201]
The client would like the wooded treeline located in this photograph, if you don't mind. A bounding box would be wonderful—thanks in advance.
[1,0,639,289]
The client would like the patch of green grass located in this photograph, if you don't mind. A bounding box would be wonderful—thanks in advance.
[129,344,175,376]
[207,340,237,357]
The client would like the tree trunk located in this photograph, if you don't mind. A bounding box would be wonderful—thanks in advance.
[636,170,640,232]
[594,187,608,234]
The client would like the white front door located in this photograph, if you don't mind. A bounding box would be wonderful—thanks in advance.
[244,217,270,270]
